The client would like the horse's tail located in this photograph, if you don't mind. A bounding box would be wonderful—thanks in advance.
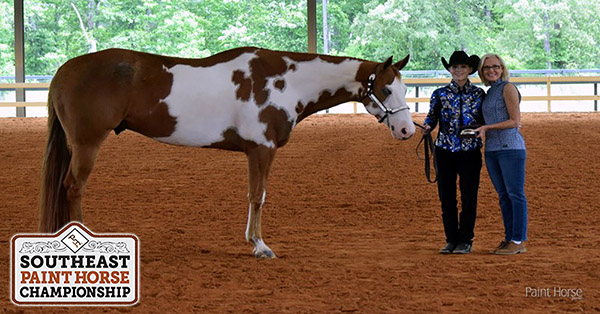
[39,92,71,233]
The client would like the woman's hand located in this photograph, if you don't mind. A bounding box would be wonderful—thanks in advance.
[474,125,488,140]
[420,124,432,135]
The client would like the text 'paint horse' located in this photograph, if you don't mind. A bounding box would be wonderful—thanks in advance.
[40,47,415,258]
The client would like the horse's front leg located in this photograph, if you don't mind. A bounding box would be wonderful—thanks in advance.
[245,146,277,259]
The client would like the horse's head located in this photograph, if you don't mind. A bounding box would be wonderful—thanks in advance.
[361,55,415,140]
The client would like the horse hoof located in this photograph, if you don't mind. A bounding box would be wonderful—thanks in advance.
[250,238,276,259]
[253,248,276,259]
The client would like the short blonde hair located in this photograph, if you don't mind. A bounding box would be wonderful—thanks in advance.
[478,53,510,86]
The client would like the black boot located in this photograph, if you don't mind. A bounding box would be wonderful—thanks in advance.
[439,242,456,254]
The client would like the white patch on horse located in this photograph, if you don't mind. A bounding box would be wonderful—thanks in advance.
[265,57,363,124]
[155,54,363,147]
[154,52,275,148]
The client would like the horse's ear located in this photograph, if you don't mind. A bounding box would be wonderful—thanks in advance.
[382,56,393,70]
[394,55,410,71]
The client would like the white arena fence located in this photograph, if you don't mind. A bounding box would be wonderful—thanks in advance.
[1,71,600,117]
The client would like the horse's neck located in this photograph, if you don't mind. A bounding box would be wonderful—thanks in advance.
[288,56,375,122]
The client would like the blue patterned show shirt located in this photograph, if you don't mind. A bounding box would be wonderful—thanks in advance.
[424,80,485,152]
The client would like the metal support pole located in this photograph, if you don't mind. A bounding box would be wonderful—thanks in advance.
[307,0,316,54]
[415,86,419,113]
[14,0,26,117]
[595,83,598,112]
[322,0,329,54]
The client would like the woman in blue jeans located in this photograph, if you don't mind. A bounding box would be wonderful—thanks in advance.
[475,53,528,255]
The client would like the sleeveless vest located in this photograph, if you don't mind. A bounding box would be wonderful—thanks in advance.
[482,79,526,151]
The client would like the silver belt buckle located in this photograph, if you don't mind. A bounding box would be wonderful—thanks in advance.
[459,128,477,139]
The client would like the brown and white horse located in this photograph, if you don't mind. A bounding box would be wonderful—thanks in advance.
[39,47,415,258]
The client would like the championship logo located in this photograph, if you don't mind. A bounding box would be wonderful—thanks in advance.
[10,222,139,306]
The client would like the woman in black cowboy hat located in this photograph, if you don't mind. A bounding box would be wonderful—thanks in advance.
[421,51,485,254]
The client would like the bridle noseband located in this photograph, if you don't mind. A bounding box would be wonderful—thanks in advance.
[365,74,410,125]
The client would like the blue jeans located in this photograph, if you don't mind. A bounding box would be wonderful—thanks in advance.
[485,149,528,242]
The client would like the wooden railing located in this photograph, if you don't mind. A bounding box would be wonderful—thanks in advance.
[403,76,600,112]
[2,76,600,113]
[0,82,48,107]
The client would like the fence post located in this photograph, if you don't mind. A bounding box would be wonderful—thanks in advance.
[546,79,552,112]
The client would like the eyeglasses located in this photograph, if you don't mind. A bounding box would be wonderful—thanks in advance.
[482,65,502,71]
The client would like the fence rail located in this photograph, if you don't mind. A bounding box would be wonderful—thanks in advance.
[1,76,599,113]
[402,76,600,112]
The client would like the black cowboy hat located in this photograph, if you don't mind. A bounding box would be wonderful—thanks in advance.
[441,51,480,75]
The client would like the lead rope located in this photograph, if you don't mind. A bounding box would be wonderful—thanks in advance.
[413,122,438,183]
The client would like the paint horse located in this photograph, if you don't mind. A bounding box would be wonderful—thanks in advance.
[39,47,415,258]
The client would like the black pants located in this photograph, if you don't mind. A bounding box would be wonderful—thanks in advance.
[435,147,482,245]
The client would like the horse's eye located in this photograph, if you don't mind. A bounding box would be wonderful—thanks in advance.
[382,87,392,96]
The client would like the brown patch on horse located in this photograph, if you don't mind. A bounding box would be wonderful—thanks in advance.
[112,62,135,135]
[317,55,350,64]
[280,51,348,63]
[206,106,292,150]
[356,61,378,94]
[206,128,258,152]
[295,101,304,114]
[274,79,285,91]
[125,100,177,138]
[296,88,354,123]
[355,60,399,110]
[110,52,177,138]
[260,106,293,148]
[44,49,175,140]
[163,47,258,68]
[232,70,252,101]
[249,51,289,106]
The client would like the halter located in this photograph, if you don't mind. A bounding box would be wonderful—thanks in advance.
[365,74,410,126]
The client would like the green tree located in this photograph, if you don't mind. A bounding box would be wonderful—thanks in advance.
[22,0,309,75]
[499,0,600,69]
[4,0,600,75]
[315,0,379,55]
[198,0,307,53]
[0,0,14,78]
[344,0,482,68]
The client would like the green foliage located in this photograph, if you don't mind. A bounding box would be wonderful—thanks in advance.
[340,0,600,70]
[0,0,598,76]
[0,0,15,77]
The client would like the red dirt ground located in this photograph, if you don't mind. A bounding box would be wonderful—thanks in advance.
[0,113,599,313]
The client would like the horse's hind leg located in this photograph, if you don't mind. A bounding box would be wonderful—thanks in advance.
[63,135,108,222]
[245,146,277,259]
